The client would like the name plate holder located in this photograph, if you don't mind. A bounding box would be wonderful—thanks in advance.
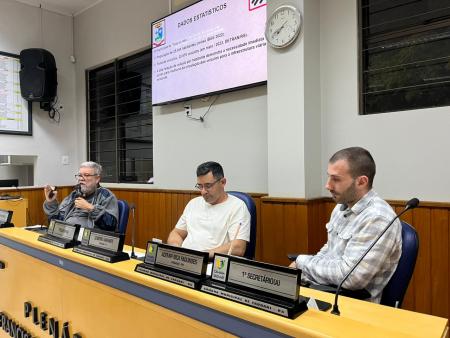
[0,209,13,228]
[135,241,209,289]
[201,254,308,318]
[38,219,80,249]
[73,228,129,263]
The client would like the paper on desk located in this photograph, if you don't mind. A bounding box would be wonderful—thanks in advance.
[24,225,45,229]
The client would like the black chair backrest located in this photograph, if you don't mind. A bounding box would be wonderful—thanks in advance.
[227,191,257,260]
[380,221,419,307]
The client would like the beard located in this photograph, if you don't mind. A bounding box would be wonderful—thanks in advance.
[80,183,96,196]
[330,180,358,206]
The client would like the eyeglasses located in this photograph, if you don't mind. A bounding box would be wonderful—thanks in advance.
[195,178,221,191]
[75,173,98,179]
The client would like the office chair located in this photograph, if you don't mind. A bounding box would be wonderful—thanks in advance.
[380,221,419,308]
[117,199,130,235]
[227,191,257,260]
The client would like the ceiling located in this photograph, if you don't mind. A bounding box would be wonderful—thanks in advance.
[14,0,103,16]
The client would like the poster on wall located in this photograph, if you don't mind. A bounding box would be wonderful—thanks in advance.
[0,51,31,135]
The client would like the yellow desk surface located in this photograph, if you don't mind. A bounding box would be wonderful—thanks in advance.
[0,227,447,338]
[0,198,27,227]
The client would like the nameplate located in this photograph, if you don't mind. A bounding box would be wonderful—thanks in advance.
[212,254,300,300]
[47,220,79,241]
[201,285,289,317]
[37,220,80,249]
[72,228,129,263]
[202,254,307,318]
[135,241,209,289]
[81,228,123,253]
[135,265,195,288]
[72,246,129,263]
[0,209,13,228]
[37,237,66,248]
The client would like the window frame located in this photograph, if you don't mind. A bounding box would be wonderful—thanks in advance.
[86,48,153,183]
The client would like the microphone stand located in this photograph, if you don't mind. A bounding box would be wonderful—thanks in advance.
[130,203,137,259]
[331,198,419,315]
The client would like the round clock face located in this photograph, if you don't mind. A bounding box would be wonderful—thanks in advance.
[265,5,302,48]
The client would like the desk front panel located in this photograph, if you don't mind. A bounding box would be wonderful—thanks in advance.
[0,228,447,338]
[0,244,236,338]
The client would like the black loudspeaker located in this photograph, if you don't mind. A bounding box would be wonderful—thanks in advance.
[19,48,57,102]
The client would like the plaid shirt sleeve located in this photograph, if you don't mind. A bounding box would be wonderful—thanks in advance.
[295,193,402,301]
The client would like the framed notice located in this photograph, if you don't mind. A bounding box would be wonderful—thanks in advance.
[0,51,31,135]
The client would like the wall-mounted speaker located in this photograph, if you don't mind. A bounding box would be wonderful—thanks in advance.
[19,48,57,102]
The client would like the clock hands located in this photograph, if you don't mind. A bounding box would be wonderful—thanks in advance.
[271,20,288,39]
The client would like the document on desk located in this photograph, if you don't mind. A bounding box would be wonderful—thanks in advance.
[24,225,48,234]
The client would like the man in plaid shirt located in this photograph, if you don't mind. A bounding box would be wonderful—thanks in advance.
[290,147,402,303]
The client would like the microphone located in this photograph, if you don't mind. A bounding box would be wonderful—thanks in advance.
[227,222,242,256]
[74,184,83,198]
[129,202,137,259]
[330,197,419,315]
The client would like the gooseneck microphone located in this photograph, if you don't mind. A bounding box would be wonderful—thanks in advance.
[129,202,137,259]
[331,198,419,315]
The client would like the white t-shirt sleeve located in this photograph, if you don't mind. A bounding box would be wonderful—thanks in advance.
[175,200,191,231]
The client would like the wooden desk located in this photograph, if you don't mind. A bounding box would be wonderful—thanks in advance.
[0,198,27,227]
[0,228,447,338]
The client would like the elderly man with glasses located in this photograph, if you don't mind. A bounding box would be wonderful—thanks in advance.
[167,161,250,258]
[43,161,118,231]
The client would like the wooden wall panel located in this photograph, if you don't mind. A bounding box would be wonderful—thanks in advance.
[3,186,450,324]
[411,208,432,314]
[396,208,415,311]
[430,208,448,318]
[260,198,313,266]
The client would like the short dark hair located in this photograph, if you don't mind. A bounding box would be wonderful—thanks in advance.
[196,161,224,179]
[329,147,376,188]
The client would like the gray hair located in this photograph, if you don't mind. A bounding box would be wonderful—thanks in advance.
[80,161,103,176]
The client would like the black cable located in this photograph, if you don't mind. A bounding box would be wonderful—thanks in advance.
[200,94,220,122]
[186,95,220,122]
[47,96,61,123]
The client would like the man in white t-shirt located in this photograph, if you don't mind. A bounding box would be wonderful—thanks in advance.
[167,161,250,258]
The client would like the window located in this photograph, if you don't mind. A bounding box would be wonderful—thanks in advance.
[359,0,450,114]
[87,49,153,183]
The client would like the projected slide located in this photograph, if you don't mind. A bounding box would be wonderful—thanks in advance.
[152,0,267,105]
[0,53,30,135]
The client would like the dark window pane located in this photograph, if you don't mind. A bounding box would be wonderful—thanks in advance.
[87,49,153,183]
[360,0,450,114]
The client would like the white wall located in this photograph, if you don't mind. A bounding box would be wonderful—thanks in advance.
[0,0,78,187]
[154,87,268,192]
[320,0,450,202]
[267,0,306,198]
[0,166,31,186]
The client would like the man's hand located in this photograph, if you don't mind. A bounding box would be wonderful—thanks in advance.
[44,185,57,202]
[74,197,94,211]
